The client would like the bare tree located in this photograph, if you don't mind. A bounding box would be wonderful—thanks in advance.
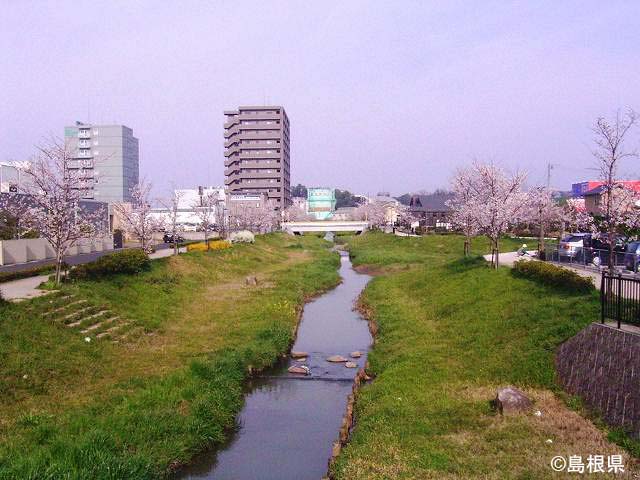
[160,189,185,256]
[112,179,158,253]
[592,109,638,269]
[1,140,106,284]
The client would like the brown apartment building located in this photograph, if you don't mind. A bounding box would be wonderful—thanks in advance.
[224,106,291,208]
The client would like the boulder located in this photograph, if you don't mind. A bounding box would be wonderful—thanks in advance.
[288,365,310,375]
[327,355,348,363]
[245,276,258,286]
[290,351,308,359]
[495,386,532,414]
[345,362,358,368]
[350,351,362,358]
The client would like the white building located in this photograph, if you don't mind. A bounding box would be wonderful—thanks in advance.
[149,186,226,231]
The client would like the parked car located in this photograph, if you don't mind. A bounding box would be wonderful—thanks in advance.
[181,223,198,232]
[624,241,640,272]
[558,233,591,260]
[559,233,627,265]
[163,233,185,244]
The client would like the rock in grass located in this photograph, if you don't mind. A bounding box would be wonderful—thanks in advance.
[350,351,362,358]
[327,355,348,363]
[288,365,310,375]
[345,362,358,368]
[245,275,258,286]
[290,351,308,359]
[495,386,532,415]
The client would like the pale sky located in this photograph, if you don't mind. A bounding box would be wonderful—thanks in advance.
[1,1,639,196]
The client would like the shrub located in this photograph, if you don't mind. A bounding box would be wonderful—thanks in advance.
[186,240,232,252]
[69,249,150,280]
[512,260,594,293]
[229,231,255,243]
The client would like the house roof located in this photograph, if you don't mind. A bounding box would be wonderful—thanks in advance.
[409,192,454,212]
[583,182,640,196]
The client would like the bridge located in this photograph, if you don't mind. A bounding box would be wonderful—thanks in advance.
[281,220,369,235]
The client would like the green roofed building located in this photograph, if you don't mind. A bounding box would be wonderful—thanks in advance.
[307,188,336,220]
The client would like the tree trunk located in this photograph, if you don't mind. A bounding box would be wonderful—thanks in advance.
[494,238,500,270]
[463,238,470,257]
[205,229,210,251]
[608,226,615,272]
[538,216,545,260]
[54,251,63,285]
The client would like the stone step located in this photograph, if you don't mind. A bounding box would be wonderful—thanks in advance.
[65,307,100,326]
[43,299,87,317]
[81,316,119,334]
[96,321,130,339]
[75,310,111,329]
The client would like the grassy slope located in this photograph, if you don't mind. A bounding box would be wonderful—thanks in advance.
[332,232,634,479]
[0,234,339,479]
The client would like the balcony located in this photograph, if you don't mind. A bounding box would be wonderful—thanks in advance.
[78,130,91,139]
[224,146,241,157]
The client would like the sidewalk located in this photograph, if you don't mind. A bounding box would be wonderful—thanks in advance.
[0,246,186,302]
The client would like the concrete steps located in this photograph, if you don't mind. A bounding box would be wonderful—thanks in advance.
[38,293,142,343]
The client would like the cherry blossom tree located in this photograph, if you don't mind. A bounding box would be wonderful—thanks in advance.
[192,191,222,250]
[559,198,592,239]
[230,202,278,233]
[448,170,480,256]
[112,179,158,253]
[525,187,564,259]
[450,162,528,269]
[0,140,106,284]
[592,109,638,269]
[353,201,388,228]
[160,190,185,256]
[282,204,314,222]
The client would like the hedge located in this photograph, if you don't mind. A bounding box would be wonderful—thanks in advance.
[69,249,150,280]
[512,260,594,293]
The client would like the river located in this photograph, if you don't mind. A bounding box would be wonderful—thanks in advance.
[179,250,372,480]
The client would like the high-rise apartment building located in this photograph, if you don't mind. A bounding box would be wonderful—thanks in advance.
[223,106,290,208]
[64,123,139,204]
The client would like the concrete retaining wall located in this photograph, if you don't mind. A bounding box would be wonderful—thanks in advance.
[556,322,640,437]
[0,237,113,266]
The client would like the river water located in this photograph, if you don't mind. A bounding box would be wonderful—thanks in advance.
[179,251,372,480]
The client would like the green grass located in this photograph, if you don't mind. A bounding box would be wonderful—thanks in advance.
[0,233,340,479]
[332,232,632,479]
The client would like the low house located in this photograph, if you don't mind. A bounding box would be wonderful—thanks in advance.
[408,191,454,228]
[583,181,640,215]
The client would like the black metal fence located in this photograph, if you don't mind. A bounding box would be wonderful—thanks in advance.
[545,245,636,272]
[601,273,640,328]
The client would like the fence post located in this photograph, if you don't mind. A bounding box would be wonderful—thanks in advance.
[600,273,606,324]
[617,274,623,329]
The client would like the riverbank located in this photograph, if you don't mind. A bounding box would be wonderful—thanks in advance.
[331,232,637,479]
[0,234,340,479]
